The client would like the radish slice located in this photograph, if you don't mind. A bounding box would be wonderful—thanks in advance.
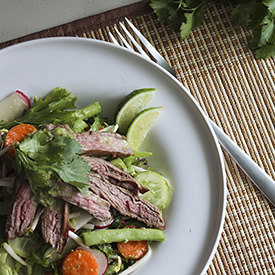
[90,249,109,275]
[90,217,114,229]
[77,247,108,275]
[0,91,30,122]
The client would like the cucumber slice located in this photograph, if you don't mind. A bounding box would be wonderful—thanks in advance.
[134,170,169,210]
[0,91,30,123]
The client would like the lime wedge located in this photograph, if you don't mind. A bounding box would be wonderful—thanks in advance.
[115,88,156,134]
[126,106,163,151]
[134,171,169,210]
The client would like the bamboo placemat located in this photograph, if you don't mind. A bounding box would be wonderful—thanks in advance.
[1,1,275,274]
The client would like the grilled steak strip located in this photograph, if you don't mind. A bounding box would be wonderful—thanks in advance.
[74,131,134,158]
[84,156,148,195]
[88,173,165,230]
[44,124,134,158]
[41,202,69,254]
[60,190,112,221]
[5,182,38,239]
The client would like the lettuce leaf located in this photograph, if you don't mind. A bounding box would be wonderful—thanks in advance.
[0,87,101,132]
[8,237,41,259]
[4,238,56,274]
[0,247,25,275]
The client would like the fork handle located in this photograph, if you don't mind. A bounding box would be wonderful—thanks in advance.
[210,120,275,205]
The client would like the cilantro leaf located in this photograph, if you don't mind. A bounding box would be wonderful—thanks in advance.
[150,0,275,59]
[17,130,65,163]
[150,0,172,24]
[232,1,275,59]
[180,12,193,38]
[259,19,274,46]
[231,2,259,27]
[254,42,275,59]
[150,0,207,37]
[15,128,91,203]
[53,158,90,194]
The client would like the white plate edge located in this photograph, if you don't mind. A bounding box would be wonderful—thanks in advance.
[0,36,227,274]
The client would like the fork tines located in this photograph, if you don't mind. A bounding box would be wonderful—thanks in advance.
[108,17,176,77]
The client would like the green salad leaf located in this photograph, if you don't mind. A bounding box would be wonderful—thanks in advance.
[6,237,58,274]
[150,0,275,59]
[0,247,25,275]
[8,237,41,259]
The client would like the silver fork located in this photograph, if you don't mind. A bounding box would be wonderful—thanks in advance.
[108,18,275,206]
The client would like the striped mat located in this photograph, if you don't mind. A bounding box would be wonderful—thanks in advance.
[85,6,275,274]
[1,1,275,274]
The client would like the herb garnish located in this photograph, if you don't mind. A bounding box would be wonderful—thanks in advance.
[15,128,90,200]
[150,0,275,59]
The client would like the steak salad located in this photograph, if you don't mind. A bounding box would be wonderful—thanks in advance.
[0,88,172,275]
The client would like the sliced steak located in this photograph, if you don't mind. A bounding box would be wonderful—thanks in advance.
[43,124,134,158]
[5,182,38,239]
[74,131,134,158]
[88,173,165,230]
[41,202,69,254]
[60,190,112,221]
[84,156,148,194]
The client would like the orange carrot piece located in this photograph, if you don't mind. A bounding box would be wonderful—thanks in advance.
[117,240,148,260]
[4,124,37,157]
[117,225,148,260]
[62,249,98,275]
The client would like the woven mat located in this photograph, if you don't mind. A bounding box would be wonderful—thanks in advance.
[1,1,275,274]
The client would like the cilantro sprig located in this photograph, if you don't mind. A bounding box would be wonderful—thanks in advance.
[150,0,275,59]
[15,128,91,201]
[232,0,275,59]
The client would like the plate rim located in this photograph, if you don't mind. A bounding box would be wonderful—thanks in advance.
[0,36,227,274]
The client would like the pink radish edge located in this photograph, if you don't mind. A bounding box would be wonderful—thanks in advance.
[77,247,108,275]
[90,218,114,229]
[16,90,31,108]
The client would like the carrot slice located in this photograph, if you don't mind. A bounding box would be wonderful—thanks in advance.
[117,225,148,260]
[4,124,37,157]
[62,249,98,275]
[117,239,148,260]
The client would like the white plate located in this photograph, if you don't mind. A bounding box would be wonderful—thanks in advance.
[0,37,226,275]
